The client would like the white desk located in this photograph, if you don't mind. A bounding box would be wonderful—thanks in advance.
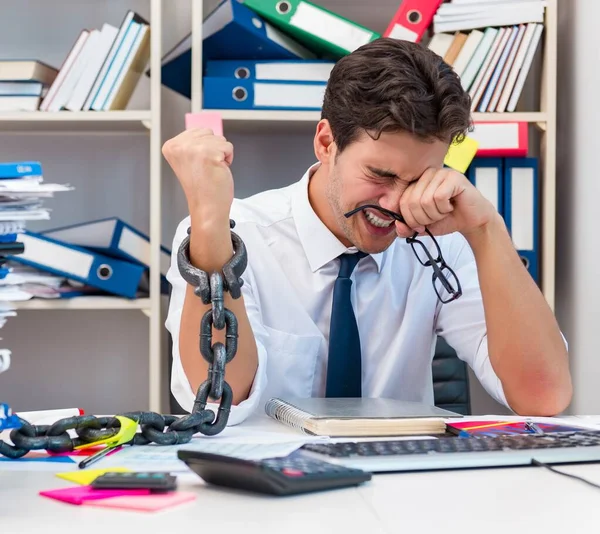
[2,415,600,534]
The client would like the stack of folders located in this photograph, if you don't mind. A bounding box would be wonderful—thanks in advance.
[0,160,71,375]
[158,0,381,110]
[427,0,545,112]
[38,10,150,112]
[462,123,539,284]
[4,217,172,301]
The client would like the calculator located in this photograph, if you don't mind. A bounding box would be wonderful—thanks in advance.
[177,450,372,496]
[91,472,177,492]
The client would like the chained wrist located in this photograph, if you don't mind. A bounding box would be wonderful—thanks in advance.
[176,218,248,435]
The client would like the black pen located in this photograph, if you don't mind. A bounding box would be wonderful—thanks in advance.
[524,421,545,435]
[78,444,123,469]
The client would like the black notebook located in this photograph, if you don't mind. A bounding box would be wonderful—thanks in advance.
[265,397,462,437]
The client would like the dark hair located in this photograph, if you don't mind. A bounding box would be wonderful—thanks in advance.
[321,38,472,152]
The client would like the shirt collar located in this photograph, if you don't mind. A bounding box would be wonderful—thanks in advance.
[291,163,384,273]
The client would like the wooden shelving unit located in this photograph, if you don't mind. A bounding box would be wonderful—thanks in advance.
[13,297,151,311]
[1,0,164,412]
[0,111,152,132]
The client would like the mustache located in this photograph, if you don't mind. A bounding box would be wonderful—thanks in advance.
[344,204,406,224]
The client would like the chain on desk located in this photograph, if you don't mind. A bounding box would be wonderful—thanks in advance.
[0,220,248,459]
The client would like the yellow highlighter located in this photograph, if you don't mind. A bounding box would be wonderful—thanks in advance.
[444,135,479,174]
[77,416,137,469]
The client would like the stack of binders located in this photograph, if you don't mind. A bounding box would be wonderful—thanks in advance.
[6,217,171,301]
[463,125,539,285]
[158,0,380,110]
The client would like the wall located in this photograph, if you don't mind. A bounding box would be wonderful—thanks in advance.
[0,0,514,416]
[555,0,599,415]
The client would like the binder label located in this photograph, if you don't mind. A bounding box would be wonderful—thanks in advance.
[18,234,94,278]
[388,24,419,42]
[474,167,499,212]
[511,167,535,250]
[254,81,326,108]
[290,1,375,53]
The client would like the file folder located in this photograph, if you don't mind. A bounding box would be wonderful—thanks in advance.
[205,59,335,82]
[42,217,171,278]
[466,158,504,217]
[203,76,327,110]
[8,231,146,299]
[383,0,444,42]
[0,161,42,179]
[240,0,380,58]
[504,157,539,283]
[158,0,315,99]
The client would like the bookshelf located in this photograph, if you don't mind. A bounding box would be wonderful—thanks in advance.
[13,297,151,311]
[187,0,558,311]
[0,111,152,132]
[0,0,164,412]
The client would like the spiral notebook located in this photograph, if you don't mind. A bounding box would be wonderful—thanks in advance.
[264,397,461,437]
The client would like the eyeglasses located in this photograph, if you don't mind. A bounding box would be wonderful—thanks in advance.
[344,205,462,304]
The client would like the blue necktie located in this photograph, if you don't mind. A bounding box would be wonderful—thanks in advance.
[326,251,367,398]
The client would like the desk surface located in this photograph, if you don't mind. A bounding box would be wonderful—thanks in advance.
[2,415,600,534]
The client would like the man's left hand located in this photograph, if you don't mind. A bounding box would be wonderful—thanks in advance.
[395,167,498,239]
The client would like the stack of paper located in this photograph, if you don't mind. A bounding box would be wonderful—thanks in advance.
[0,160,71,380]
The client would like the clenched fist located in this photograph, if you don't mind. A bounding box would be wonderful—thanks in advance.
[162,128,234,227]
[395,167,498,240]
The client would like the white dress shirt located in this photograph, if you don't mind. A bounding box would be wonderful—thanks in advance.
[166,163,509,424]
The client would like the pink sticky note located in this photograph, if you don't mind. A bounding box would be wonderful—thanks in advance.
[40,485,151,505]
[185,111,223,136]
[86,491,197,512]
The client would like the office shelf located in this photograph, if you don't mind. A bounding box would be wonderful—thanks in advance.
[0,111,152,133]
[215,109,548,129]
[11,297,151,311]
[471,112,548,123]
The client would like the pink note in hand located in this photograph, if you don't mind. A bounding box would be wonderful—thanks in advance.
[185,111,223,136]
[40,485,151,505]
[86,491,197,512]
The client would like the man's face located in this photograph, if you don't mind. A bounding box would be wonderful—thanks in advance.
[325,130,449,254]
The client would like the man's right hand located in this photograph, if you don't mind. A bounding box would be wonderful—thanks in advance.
[162,127,235,272]
[162,128,235,228]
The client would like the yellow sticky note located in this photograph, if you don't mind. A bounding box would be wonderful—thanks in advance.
[444,135,479,173]
[56,467,132,486]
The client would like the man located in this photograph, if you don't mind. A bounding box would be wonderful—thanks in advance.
[163,38,571,424]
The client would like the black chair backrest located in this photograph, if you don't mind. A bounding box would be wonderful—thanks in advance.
[432,337,471,415]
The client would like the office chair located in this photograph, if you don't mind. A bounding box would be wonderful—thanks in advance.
[432,337,471,415]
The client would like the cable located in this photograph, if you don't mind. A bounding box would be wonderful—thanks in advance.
[531,459,600,491]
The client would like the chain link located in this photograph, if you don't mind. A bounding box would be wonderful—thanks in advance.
[0,219,249,458]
